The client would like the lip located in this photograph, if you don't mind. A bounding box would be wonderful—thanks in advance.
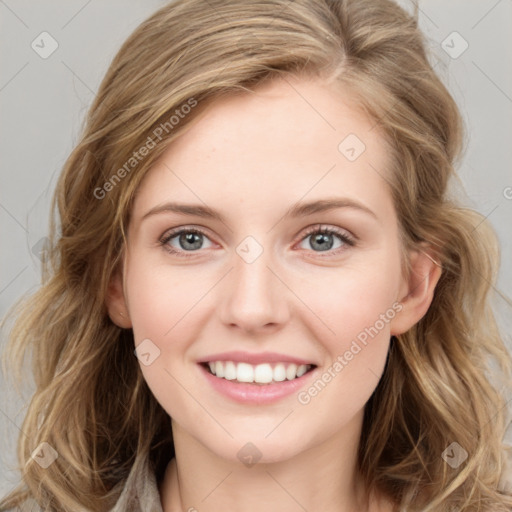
[196,350,316,366]
[198,361,318,405]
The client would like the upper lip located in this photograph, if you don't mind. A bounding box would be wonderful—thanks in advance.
[197,351,317,366]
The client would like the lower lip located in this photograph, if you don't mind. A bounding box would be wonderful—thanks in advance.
[198,363,317,405]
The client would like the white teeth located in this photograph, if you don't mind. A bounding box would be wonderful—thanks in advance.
[296,364,307,377]
[254,363,273,383]
[215,361,224,378]
[224,361,237,380]
[205,360,314,383]
[273,363,287,382]
[286,363,298,380]
[236,362,254,382]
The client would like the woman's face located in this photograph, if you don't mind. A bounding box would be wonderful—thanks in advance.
[116,76,416,463]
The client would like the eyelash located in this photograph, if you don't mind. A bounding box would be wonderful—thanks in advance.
[159,224,356,259]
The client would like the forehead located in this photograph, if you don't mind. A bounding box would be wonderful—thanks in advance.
[131,76,394,225]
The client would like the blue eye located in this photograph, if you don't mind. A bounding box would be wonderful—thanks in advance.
[160,228,213,257]
[159,224,355,258]
[298,225,355,254]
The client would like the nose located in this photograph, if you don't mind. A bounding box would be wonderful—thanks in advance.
[217,243,290,333]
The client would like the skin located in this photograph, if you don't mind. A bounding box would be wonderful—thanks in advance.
[106,75,441,512]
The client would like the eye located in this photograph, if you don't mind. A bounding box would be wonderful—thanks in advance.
[160,227,213,257]
[159,224,356,259]
[296,224,355,256]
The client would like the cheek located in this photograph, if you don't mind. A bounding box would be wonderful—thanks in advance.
[301,263,401,347]
[126,261,202,342]
[125,262,209,413]
[294,270,397,422]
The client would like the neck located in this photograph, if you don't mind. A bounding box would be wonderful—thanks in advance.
[159,412,390,512]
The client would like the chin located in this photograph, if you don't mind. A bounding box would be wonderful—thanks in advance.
[210,433,308,467]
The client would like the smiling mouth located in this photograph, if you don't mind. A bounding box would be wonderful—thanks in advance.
[200,361,317,385]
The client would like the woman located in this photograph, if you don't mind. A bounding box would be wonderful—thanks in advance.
[1,0,511,510]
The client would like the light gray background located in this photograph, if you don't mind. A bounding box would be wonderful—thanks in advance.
[1,0,511,494]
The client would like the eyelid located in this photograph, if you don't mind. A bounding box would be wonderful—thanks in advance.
[294,224,356,244]
[159,223,356,257]
[159,225,215,248]
[292,224,356,257]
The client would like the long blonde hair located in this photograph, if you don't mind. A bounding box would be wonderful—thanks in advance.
[1,0,511,510]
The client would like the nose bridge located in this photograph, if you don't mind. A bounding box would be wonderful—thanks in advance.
[218,235,288,330]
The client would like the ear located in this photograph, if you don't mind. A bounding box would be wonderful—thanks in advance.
[390,244,442,336]
[105,263,132,329]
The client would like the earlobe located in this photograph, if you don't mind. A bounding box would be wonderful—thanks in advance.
[105,267,132,329]
[390,246,442,336]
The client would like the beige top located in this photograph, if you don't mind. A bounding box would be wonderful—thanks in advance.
[107,448,512,511]
[8,445,512,511]
[110,454,163,512]
[9,454,163,512]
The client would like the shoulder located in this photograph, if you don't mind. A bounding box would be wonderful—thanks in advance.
[109,454,163,512]
[1,455,163,512]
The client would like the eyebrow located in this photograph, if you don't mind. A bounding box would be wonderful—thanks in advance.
[141,197,377,223]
